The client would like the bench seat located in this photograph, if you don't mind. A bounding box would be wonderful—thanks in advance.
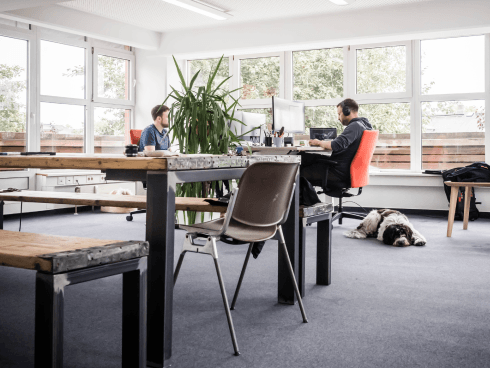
[0,229,148,367]
[0,190,228,213]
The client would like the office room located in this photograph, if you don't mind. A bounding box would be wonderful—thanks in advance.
[0,0,489,367]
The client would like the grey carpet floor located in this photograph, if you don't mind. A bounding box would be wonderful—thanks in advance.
[1,210,490,368]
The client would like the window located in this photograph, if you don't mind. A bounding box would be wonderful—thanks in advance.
[421,100,485,170]
[293,48,343,100]
[93,49,134,105]
[188,57,229,92]
[240,56,280,100]
[40,40,85,99]
[40,102,85,153]
[359,103,411,170]
[304,106,341,133]
[94,106,131,153]
[0,35,28,153]
[352,42,411,99]
[421,36,485,95]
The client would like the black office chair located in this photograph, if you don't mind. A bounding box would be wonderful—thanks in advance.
[174,162,307,356]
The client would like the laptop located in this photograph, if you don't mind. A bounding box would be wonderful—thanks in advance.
[309,127,337,141]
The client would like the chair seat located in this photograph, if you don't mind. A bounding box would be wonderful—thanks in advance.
[180,218,278,242]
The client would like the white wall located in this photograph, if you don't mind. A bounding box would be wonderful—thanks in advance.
[134,50,167,129]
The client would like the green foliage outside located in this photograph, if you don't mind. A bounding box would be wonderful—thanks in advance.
[0,64,26,132]
[240,57,280,100]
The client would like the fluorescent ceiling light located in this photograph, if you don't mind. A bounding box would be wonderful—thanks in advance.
[329,0,356,5]
[161,0,231,20]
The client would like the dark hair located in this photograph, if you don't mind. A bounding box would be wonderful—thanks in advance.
[337,98,359,113]
[151,104,169,121]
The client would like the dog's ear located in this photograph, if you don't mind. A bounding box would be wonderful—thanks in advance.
[402,224,413,244]
[382,225,397,245]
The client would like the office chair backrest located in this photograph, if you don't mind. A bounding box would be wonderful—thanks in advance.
[130,129,142,145]
[232,162,299,227]
[350,130,379,188]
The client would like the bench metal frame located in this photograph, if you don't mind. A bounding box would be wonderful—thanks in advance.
[34,257,147,368]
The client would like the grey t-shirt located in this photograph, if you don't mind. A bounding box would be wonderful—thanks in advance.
[329,117,372,183]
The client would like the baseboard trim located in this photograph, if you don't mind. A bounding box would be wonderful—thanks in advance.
[342,206,490,219]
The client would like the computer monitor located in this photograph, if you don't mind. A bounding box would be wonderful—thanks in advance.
[310,127,337,141]
[272,96,305,134]
[229,111,243,138]
[241,112,265,144]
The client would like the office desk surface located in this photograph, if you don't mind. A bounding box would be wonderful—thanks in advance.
[248,146,332,155]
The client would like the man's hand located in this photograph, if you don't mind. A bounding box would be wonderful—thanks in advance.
[309,139,321,147]
[308,139,332,150]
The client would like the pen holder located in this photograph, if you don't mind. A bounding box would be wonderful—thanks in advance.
[265,137,272,147]
[124,144,139,157]
[273,137,284,147]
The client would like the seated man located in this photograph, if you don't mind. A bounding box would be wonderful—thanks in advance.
[301,98,372,191]
[139,104,170,152]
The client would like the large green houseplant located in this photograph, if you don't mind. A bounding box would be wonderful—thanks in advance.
[161,56,245,224]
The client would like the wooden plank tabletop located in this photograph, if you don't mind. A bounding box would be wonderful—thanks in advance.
[0,154,168,171]
[249,146,331,154]
[0,230,123,271]
[0,190,228,213]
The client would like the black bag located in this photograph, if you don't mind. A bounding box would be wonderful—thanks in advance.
[299,177,321,206]
[441,162,490,221]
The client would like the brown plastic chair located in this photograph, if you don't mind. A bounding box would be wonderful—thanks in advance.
[174,162,307,356]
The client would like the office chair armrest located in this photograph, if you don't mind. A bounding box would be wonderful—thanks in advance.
[215,187,239,236]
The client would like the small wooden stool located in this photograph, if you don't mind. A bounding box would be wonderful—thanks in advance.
[0,230,149,368]
[445,181,490,237]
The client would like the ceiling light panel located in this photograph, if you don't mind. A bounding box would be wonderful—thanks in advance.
[161,0,230,20]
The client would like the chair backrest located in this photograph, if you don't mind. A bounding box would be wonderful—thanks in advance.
[350,130,379,188]
[130,129,142,145]
[232,162,299,227]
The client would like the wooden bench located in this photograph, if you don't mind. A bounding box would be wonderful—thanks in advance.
[0,191,227,228]
[0,229,148,368]
[445,181,490,237]
[298,202,334,293]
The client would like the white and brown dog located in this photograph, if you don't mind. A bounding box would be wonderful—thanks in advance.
[344,209,426,247]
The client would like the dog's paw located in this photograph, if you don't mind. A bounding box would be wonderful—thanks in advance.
[344,230,366,239]
[413,239,426,246]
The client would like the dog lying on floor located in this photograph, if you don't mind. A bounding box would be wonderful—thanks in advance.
[344,209,427,247]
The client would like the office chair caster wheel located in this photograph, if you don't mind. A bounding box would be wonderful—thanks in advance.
[126,215,133,221]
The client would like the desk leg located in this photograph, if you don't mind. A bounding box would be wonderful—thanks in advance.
[279,174,300,304]
[146,172,175,367]
[447,186,458,237]
[0,200,3,230]
[298,218,307,298]
[316,215,331,286]
[463,186,471,230]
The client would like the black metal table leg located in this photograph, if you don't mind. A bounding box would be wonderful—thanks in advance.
[279,174,300,304]
[35,273,64,368]
[316,214,332,285]
[123,257,148,368]
[298,217,307,298]
[146,171,176,368]
[0,200,4,230]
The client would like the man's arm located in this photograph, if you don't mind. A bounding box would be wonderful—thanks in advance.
[309,139,332,150]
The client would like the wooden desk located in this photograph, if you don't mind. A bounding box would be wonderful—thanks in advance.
[445,181,490,237]
[0,153,301,367]
[247,145,332,156]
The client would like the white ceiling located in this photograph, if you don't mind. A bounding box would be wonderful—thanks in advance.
[59,0,436,33]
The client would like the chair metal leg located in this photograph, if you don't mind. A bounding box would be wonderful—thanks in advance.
[278,226,308,323]
[212,248,240,356]
[230,243,254,310]
[173,251,187,287]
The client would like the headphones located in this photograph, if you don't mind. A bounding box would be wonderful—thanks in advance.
[340,101,351,116]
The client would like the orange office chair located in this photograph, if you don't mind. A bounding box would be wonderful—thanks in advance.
[127,129,145,221]
[321,130,379,224]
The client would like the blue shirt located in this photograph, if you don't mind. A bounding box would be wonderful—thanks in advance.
[138,124,170,152]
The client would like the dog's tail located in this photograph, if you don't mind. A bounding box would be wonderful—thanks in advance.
[344,229,367,239]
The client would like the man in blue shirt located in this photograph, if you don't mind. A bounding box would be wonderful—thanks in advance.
[138,104,170,152]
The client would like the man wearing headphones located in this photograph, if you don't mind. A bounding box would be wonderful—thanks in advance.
[302,98,372,191]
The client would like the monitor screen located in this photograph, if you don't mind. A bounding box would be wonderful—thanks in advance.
[241,111,266,143]
[229,111,242,138]
[272,96,305,134]
[309,127,337,141]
